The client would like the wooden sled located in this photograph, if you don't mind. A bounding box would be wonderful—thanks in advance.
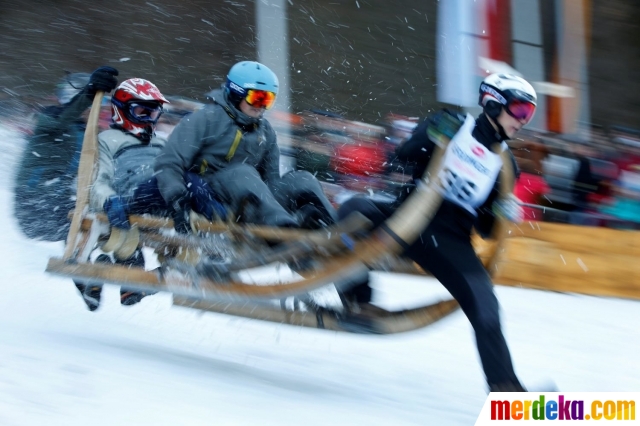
[43,93,513,334]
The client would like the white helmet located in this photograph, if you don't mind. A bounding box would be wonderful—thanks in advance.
[479,73,537,126]
[479,73,537,108]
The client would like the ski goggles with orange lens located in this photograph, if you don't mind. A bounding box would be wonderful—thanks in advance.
[245,89,276,110]
[506,99,536,123]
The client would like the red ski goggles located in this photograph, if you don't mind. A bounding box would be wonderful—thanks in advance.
[245,89,276,110]
[505,99,536,123]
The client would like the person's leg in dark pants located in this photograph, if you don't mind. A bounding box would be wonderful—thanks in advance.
[337,196,394,226]
[336,197,394,305]
[406,232,523,391]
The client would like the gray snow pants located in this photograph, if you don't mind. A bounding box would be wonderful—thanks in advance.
[271,169,337,224]
[204,164,336,227]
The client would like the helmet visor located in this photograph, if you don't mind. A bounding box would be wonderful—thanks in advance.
[128,102,163,123]
[506,99,536,123]
[245,89,276,110]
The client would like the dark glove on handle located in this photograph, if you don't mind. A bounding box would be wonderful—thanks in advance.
[103,195,130,230]
[87,66,119,94]
[171,194,192,234]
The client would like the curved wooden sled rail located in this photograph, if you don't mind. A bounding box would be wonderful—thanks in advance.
[172,296,460,335]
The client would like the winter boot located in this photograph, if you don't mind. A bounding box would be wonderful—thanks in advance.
[75,279,103,312]
[336,269,373,313]
[120,289,150,306]
[489,381,527,392]
[74,281,86,297]
[489,380,558,393]
[74,253,111,311]
[296,203,334,230]
[118,249,156,306]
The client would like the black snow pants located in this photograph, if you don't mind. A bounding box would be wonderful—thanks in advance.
[338,196,521,390]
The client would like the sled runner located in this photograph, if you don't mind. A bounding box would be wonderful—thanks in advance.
[172,296,460,335]
[45,92,527,333]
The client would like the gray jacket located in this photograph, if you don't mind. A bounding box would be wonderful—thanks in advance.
[91,129,166,211]
[154,89,281,204]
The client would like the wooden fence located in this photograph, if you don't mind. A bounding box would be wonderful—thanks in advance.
[473,221,640,300]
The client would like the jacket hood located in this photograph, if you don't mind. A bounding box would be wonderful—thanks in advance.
[206,88,261,129]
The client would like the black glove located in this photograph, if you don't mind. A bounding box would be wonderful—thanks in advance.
[103,196,130,230]
[170,194,192,234]
[185,173,227,221]
[87,66,119,94]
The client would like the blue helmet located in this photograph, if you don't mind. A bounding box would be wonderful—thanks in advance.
[225,61,279,108]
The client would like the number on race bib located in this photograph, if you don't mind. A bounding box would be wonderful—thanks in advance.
[438,167,478,202]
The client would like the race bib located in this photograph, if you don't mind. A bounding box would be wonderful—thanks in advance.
[436,114,504,214]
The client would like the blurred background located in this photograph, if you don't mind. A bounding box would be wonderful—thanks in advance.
[1,0,640,227]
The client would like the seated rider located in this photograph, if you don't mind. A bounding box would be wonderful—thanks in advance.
[13,66,119,241]
[76,78,171,311]
[154,60,337,234]
[77,78,228,311]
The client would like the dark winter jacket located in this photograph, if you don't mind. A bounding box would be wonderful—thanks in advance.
[154,88,281,205]
[394,109,519,238]
[13,88,97,241]
[14,89,95,192]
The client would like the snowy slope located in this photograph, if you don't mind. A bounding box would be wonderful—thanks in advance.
[1,125,639,426]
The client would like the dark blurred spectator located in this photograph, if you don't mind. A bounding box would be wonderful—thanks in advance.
[295,110,346,181]
[383,114,419,187]
[571,144,599,212]
[383,113,419,147]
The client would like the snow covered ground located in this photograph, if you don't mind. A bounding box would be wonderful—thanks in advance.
[1,124,639,426]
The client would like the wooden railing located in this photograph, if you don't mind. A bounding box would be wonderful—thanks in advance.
[473,221,640,300]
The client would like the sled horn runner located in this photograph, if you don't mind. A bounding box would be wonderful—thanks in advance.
[63,91,104,260]
[172,296,460,335]
[484,147,516,275]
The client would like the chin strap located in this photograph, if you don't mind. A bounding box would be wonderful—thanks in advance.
[110,123,153,144]
[483,102,510,141]
[137,130,153,144]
